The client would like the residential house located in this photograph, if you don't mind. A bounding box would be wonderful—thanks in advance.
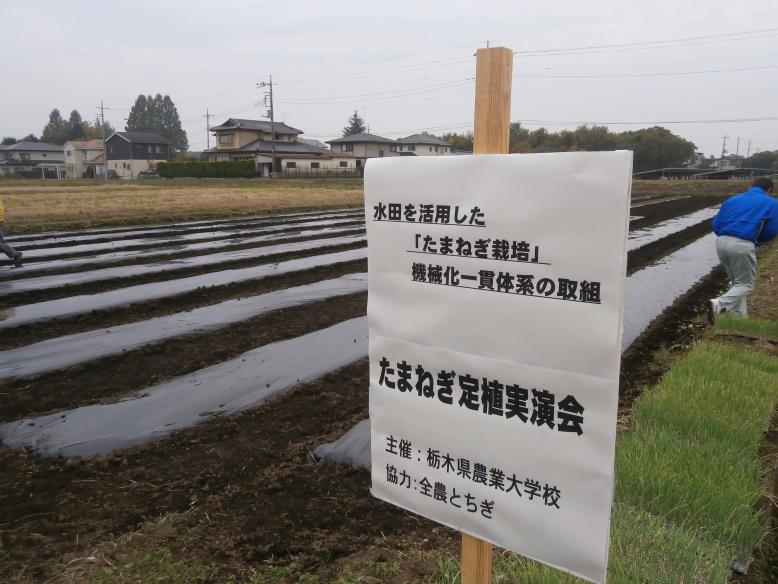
[715,154,744,171]
[204,118,355,176]
[326,131,455,173]
[63,139,105,178]
[105,132,171,179]
[0,142,65,177]
[299,138,330,151]
[326,132,399,174]
[396,133,451,156]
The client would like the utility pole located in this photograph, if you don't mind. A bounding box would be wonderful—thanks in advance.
[258,76,275,176]
[735,137,741,168]
[98,100,108,180]
[746,139,752,158]
[720,135,728,159]
[203,109,215,150]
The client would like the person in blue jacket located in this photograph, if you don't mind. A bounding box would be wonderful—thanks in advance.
[709,176,777,319]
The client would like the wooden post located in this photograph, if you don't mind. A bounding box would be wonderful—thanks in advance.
[461,46,513,584]
[473,47,513,155]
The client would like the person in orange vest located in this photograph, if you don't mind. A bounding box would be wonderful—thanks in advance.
[0,196,23,268]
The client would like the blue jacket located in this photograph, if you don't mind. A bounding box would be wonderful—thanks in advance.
[712,186,778,244]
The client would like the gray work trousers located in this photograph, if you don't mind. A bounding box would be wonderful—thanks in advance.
[715,235,756,317]
[0,222,19,260]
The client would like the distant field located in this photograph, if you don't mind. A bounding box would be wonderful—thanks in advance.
[0,178,364,233]
[632,179,751,197]
[0,177,753,233]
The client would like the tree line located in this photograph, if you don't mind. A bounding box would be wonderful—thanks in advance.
[441,124,698,172]
[340,111,703,173]
[2,94,188,151]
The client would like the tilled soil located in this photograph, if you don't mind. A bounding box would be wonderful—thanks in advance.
[0,360,453,583]
[0,269,726,583]
[0,292,366,422]
[0,258,367,350]
[0,196,750,582]
[0,240,366,309]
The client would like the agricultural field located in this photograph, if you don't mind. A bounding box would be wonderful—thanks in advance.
[0,179,775,583]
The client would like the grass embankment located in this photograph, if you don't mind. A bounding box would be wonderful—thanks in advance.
[0,178,364,234]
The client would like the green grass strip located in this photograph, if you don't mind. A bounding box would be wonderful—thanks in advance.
[432,340,778,583]
[714,313,778,341]
[617,342,778,558]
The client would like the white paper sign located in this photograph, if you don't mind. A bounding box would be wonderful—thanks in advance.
[366,152,632,584]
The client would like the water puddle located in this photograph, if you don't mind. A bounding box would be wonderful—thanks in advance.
[0,317,368,458]
[628,207,717,251]
[0,230,365,293]
[0,274,367,380]
[0,247,367,329]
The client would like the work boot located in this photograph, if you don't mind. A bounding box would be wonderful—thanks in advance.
[12,251,23,268]
[707,298,721,324]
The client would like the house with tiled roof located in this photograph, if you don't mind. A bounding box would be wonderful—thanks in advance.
[105,132,171,179]
[63,139,105,178]
[396,133,451,156]
[0,142,65,176]
[326,132,400,173]
[326,130,455,173]
[205,118,355,177]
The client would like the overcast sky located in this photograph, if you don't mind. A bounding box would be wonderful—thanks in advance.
[2,0,776,157]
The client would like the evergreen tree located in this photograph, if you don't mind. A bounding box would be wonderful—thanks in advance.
[342,110,366,136]
[41,109,69,144]
[147,94,164,132]
[160,95,188,151]
[1,137,16,145]
[67,110,86,140]
[126,93,188,151]
[21,134,39,142]
[126,95,150,132]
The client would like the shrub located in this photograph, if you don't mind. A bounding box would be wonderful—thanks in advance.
[157,160,255,178]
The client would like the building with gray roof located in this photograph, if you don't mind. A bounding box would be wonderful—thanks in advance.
[0,141,65,177]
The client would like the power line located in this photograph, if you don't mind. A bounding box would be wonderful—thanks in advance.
[493,10,778,46]
[514,63,778,78]
[280,77,474,102]
[516,116,778,126]
[278,56,473,86]
[514,27,778,56]
[519,51,778,72]
[279,79,475,105]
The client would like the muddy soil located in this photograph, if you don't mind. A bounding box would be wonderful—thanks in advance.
[626,219,711,274]
[0,196,745,583]
[629,194,723,230]
[0,269,729,583]
[10,210,362,251]
[0,257,366,349]
[0,222,365,278]
[0,292,366,422]
[0,359,453,584]
[0,239,365,309]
